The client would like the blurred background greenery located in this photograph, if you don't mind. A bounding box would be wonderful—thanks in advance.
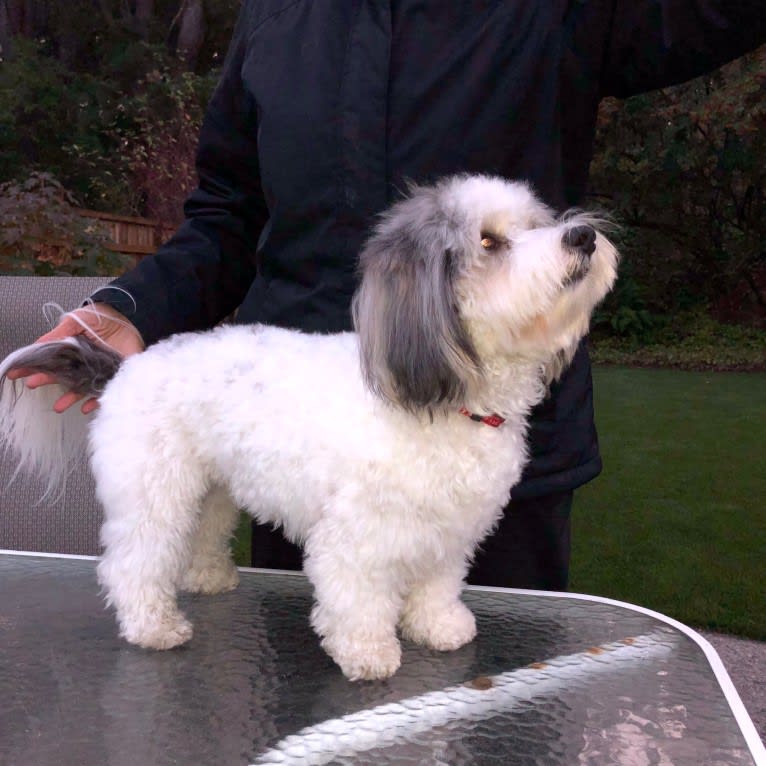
[1,3,764,354]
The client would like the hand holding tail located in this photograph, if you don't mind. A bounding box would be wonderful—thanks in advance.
[0,306,142,496]
[7,303,144,414]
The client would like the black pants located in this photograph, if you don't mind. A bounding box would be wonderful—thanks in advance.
[466,490,573,590]
[250,490,573,591]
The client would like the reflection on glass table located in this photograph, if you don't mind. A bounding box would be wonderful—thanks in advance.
[1,552,763,766]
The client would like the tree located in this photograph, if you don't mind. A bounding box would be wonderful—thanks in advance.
[0,0,237,72]
[0,2,225,223]
[589,46,766,327]
[168,0,205,68]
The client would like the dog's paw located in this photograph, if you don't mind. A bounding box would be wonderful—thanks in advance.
[323,634,402,681]
[179,559,240,594]
[120,611,194,650]
[400,599,477,651]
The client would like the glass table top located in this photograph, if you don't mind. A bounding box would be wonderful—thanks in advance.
[0,553,763,765]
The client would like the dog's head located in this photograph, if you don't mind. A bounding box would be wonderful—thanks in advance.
[352,175,618,411]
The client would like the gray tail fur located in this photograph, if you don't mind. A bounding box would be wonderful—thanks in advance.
[0,336,122,398]
[0,337,123,498]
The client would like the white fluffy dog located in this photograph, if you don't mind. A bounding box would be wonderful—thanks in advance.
[0,175,617,680]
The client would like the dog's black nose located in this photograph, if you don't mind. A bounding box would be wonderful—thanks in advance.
[563,225,597,256]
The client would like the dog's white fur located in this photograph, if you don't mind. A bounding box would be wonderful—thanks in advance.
[0,176,617,680]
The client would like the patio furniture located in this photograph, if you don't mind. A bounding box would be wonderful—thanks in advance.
[0,276,109,554]
[1,552,763,766]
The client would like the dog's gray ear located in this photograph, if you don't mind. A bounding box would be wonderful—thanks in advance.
[352,203,480,412]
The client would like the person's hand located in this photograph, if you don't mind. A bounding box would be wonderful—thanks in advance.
[7,303,145,414]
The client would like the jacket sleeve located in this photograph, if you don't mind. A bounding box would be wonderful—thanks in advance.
[92,0,266,346]
[599,0,766,98]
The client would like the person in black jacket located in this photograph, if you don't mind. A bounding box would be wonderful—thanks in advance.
[11,1,765,589]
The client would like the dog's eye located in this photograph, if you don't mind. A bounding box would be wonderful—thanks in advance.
[480,234,503,252]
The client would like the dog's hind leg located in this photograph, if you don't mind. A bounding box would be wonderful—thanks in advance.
[179,485,241,594]
[94,452,208,651]
[399,563,477,652]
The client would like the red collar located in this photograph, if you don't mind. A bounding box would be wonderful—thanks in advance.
[459,408,506,428]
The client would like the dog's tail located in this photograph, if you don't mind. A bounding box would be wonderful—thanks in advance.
[0,336,123,498]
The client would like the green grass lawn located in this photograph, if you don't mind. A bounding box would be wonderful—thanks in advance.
[232,513,252,567]
[571,366,766,639]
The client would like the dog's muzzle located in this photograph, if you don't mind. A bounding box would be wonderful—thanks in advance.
[562,225,596,286]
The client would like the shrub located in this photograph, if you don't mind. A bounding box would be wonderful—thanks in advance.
[115,66,218,225]
[0,37,216,227]
[0,173,131,276]
[589,47,766,327]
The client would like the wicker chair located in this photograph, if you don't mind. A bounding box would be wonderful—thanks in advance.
[0,276,111,554]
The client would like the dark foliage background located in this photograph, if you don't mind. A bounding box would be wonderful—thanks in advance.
[1,2,764,350]
[589,47,766,338]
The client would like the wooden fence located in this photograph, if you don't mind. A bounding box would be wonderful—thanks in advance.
[77,209,176,263]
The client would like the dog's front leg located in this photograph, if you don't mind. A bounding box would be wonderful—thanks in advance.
[303,524,404,681]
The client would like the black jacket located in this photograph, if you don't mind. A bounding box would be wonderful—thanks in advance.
[96,0,764,498]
